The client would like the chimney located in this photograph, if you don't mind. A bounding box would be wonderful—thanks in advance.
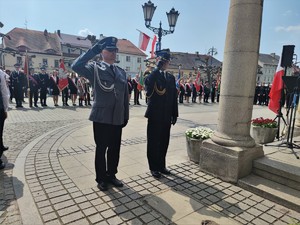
[99,34,104,40]
[44,29,48,37]
[270,53,276,58]
[57,30,61,37]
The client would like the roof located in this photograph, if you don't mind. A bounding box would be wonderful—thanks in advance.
[169,52,222,70]
[58,32,91,48]
[258,53,279,66]
[117,39,147,57]
[3,27,61,55]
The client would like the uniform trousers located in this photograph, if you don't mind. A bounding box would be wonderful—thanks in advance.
[147,119,171,171]
[93,122,122,183]
[40,88,47,105]
[0,109,6,159]
[29,89,39,106]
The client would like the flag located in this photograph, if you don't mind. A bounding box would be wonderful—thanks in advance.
[194,71,201,92]
[58,59,69,91]
[151,35,157,58]
[138,32,150,51]
[268,57,284,114]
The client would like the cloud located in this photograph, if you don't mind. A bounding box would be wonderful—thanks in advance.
[78,28,94,37]
[282,10,292,16]
[275,25,300,32]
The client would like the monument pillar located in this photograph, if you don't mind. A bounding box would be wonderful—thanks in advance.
[199,0,264,183]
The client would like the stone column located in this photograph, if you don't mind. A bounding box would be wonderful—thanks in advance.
[199,0,264,183]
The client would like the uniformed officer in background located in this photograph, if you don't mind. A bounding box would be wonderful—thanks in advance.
[144,49,178,179]
[38,66,49,107]
[10,63,26,108]
[72,36,129,191]
[28,68,40,107]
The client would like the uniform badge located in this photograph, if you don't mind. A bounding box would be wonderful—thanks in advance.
[98,63,106,71]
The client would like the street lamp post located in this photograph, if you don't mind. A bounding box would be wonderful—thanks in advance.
[142,0,179,51]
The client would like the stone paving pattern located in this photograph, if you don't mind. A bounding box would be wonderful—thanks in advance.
[0,100,300,225]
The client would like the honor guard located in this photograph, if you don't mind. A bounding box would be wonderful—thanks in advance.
[72,36,129,191]
[144,49,178,179]
[10,63,26,108]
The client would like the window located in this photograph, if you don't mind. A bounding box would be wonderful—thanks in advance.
[17,56,22,65]
[54,60,59,68]
[126,56,131,62]
[43,59,48,67]
[137,57,141,63]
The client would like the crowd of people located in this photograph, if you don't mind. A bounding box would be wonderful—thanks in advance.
[1,64,92,108]
[254,82,271,106]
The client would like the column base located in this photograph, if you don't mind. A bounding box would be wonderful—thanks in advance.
[199,139,264,183]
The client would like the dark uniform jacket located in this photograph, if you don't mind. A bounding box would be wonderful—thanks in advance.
[71,48,129,126]
[144,68,178,122]
[29,74,39,91]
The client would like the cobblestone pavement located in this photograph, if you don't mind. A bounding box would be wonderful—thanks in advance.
[0,100,300,225]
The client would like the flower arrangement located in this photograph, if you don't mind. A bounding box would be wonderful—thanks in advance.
[251,117,278,128]
[185,126,214,140]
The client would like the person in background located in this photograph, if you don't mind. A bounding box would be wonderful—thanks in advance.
[38,66,49,107]
[132,74,140,105]
[49,69,60,106]
[204,81,210,103]
[77,76,85,107]
[72,36,129,191]
[127,75,133,105]
[10,63,26,108]
[179,79,185,103]
[185,79,192,103]
[28,68,40,107]
[0,69,10,170]
[144,49,178,179]
[69,72,78,106]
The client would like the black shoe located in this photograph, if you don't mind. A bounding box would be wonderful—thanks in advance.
[66,103,69,106]
[2,146,9,151]
[108,177,123,187]
[97,181,108,191]
[160,168,171,175]
[151,171,161,179]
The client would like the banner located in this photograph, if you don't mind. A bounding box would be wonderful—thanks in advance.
[58,59,69,91]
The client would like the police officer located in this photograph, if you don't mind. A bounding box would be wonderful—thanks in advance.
[72,36,129,191]
[144,49,178,179]
[28,68,40,107]
[10,63,26,108]
[38,66,49,107]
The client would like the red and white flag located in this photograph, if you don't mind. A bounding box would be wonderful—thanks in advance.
[151,35,157,58]
[194,71,201,92]
[138,32,150,51]
[268,57,284,114]
[58,59,69,91]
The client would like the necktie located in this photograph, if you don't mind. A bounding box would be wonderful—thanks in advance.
[162,71,166,79]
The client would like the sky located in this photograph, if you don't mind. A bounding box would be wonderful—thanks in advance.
[0,0,299,63]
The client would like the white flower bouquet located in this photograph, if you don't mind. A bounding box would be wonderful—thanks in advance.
[185,126,214,140]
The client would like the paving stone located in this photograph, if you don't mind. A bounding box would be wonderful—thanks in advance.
[101,209,116,219]
[247,207,263,217]
[53,199,76,210]
[140,213,156,223]
[57,205,80,217]
[68,218,90,225]
[87,213,104,224]
[252,217,270,225]
[83,207,97,216]
[61,211,85,224]
[259,212,277,224]
[107,216,123,225]
[42,212,57,222]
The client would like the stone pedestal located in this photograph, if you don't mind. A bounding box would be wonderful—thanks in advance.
[200,139,264,183]
[199,0,264,182]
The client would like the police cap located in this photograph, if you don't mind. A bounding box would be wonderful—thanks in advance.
[155,49,171,61]
[102,36,118,51]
